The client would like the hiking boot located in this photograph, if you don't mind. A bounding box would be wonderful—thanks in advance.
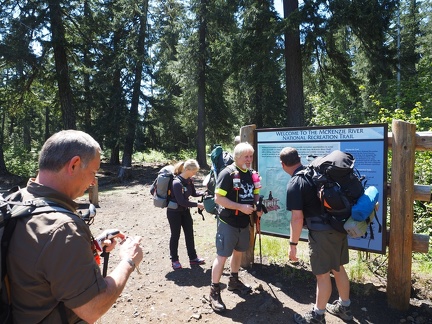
[190,257,205,265]
[227,276,252,294]
[209,285,226,312]
[294,309,326,324]
[326,300,353,321]
[172,261,182,270]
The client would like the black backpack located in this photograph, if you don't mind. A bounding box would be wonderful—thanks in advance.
[299,150,366,233]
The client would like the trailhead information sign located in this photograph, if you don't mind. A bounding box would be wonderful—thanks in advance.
[256,124,388,254]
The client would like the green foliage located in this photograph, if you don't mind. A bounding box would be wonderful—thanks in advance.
[4,142,38,178]
[371,102,432,239]
[132,148,198,165]
[346,251,372,283]
[258,236,287,264]
[133,150,170,164]
[258,236,309,264]
[413,251,432,273]
[375,102,432,132]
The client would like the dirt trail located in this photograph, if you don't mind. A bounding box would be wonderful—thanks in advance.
[79,163,431,324]
[3,163,430,323]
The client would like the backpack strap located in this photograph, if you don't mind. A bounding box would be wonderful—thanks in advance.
[293,167,332,227]
[1,196,77,324]
[1,198,74,278]
[367,209,382,241]
[294,167,316,188]
[226,163,237,173]
[167,174,176,201]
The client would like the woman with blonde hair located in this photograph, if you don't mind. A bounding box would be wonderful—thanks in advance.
[167,159,205,270]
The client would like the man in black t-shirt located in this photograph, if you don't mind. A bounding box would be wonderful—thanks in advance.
[280,147,353,324]
[209,142,263,312]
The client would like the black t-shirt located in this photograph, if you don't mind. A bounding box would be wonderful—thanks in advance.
[286,166,332,231]
[215,164,255,228]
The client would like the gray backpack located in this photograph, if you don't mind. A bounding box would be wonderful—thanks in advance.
[150,165,176,208]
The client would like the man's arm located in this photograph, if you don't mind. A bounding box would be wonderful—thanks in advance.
[289,209,304,262]
[215,193,255,215]
[72,236,143,323]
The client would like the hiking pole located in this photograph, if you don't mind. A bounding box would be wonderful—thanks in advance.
[253,213,258,260]
[254,202,262,264]
[101,247,109,278]
[95,229,120,277]
[258,214,262,264]
[255,195,268,264]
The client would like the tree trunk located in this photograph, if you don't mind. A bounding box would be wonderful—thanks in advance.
[48,0,76,129]
[0,139,8,176]
[121,1,148,173]
[283,0,304,126]
[44,106,50,141]
[23,118,31,152]
[83,0,92,133]
[0,110,7,175]
[108,30,123,166]
[196,0,207,168]
[110,144,120,165]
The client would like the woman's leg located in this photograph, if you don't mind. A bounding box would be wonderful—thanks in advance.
[167,211,182,262]
[182,210,197,260]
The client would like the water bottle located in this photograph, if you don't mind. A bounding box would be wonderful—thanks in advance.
[252,171,262,189]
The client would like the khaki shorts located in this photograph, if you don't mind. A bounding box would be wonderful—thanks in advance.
[215,219,250,257]
[308,229,349,275]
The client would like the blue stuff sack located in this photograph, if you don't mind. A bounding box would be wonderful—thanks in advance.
[350,186,379,221]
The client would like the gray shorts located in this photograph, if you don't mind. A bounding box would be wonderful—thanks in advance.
[215,219,250,257]
[308,230,349,275]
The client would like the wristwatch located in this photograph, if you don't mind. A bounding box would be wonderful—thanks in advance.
[289,241,298,246]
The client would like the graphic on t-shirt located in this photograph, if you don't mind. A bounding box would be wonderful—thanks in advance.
[239,182,254,200]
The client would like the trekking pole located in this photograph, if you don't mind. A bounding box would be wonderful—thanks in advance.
[101,247,109,278]
[253,201,262,264]
[258,215,262,264]
[95,229,120,277]
[253,213,258,259]
[255,195,267,265]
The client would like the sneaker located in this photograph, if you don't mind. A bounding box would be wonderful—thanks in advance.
[227,276,252,294]
[172,261,182,270]
[190,257,205,265]
[326,300,353,321]
[293,309,326,324]
[209,285,226,312]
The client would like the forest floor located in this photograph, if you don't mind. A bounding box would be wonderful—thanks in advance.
[1,162,432,323]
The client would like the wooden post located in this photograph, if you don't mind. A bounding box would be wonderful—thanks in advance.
[88,178,99,206]
[387,120,416,311]
[239,124,257,268]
